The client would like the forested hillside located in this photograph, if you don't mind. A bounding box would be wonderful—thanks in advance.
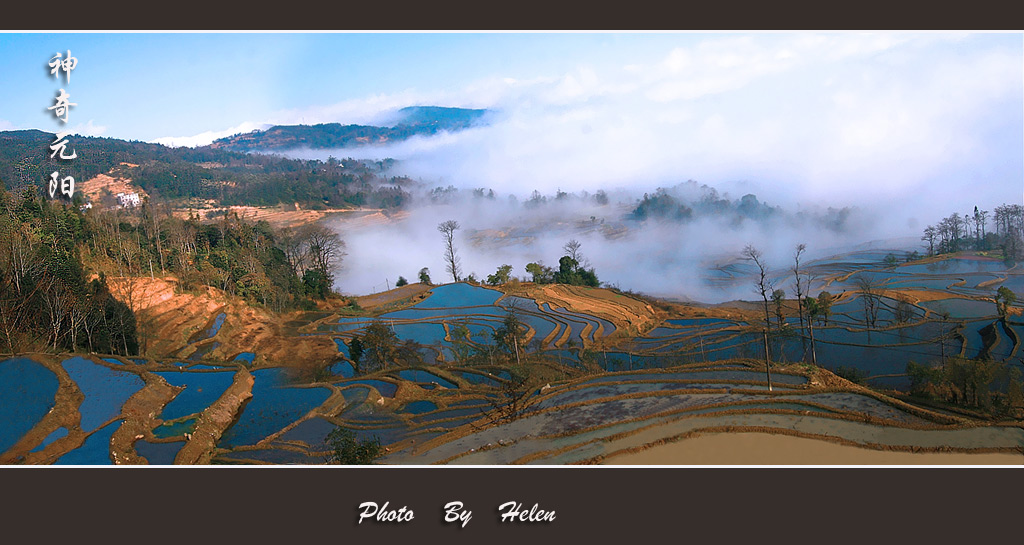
[0,130,411,209]
[0,182,348,355]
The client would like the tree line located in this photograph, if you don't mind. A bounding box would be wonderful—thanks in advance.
[921,204,1023,260]
[0,130,411,211]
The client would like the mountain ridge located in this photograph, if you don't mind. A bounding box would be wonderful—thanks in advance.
[208,106,489,153]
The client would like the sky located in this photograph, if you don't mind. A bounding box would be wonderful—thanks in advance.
[1,32,1021,212]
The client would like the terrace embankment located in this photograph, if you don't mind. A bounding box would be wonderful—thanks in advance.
[174,369,254,464]
[109,372,178,464]
[508,284,660,336]
[354,283,432,311]
[105,276,338,370]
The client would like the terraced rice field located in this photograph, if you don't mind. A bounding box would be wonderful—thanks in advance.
[3,252,1023,464]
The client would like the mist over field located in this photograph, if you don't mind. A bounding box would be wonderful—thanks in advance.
[321,184,911,303]
[235,34,1023,302]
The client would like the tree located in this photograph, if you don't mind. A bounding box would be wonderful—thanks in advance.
[324,426,383,464]
[771,289,786,329]
[437,220,462,282]
[855,276,882,329]
[553,255,599,287]
[563,239,583,265]
[922,225,937,256]
[742,244,773,390]
[487,264,513,286]
[816,291,834,326]
[996,286,1016,320]
[493,305,525,365]
[348,336,365,375]
[395,276,408,287]
[303,224,345,289]
[418,267,431,284]
[803,295,819,366]
[302,268,331,299]
[478,364,533,427]
[792,244,808,359]
[362,320,398,372]
[448,322,474,363]
[894,293,915,324]
[525,262,553,284]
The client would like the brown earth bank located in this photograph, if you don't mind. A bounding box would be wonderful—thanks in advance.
[505,283,661,337]
[175,369,254,464]
[110,372,178,465]
[601,431,1024,465]
[354,282,432,311]
[80,170,148,205]
[170,205,379,230]
[104,276,338,371]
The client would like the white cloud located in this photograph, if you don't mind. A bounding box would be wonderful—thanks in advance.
[153,121,271,148]
[65,119,107,137]
[155,33,1021,218]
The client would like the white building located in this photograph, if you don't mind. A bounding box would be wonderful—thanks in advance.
[115,192,141,208]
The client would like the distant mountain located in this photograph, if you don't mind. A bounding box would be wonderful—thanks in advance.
[209,106,489,153]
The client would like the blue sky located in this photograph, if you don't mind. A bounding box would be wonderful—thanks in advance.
[1,32,1021,211]
[0,33,701,141]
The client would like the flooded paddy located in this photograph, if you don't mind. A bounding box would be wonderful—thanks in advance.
[62,356,144,432]
[29,427,68,453]
[7,248,1023,465]
[0,357,60,454]
[54,420,121,465]
[395,369,457,388]
[155,370,236,421]
[135,439,184,465]
[218,368,332,448]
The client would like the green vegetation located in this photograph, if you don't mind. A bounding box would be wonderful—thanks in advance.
[346,319,424,375]
[995,286,1016,319]
[487,264,513,286]
[0,184,137,354]
[921,204,1022,261]
[631,188,693,221]
[524,240,599,288]
[0,178,348,355]
[324,426,383,464]
[834,366,868,385]
[907,357,1024,417]
[0,130,410,210]
[348,337,365,375]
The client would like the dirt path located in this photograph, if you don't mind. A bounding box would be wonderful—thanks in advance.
[110,373,179,465]
[174,369,254,464]
[602,431,1024,465]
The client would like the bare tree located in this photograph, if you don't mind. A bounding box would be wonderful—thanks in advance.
[564,239,583,263]
[279,226,310,277]
[438,220,462,282]
[743,244,773,390]
[855,275,882,329]
[304,224,345,282]
[792,243,808,360]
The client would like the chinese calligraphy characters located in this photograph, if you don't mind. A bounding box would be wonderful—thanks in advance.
[46,51,80,199]
[48,89,77,123]
[49,171,75,199]
[49,50,78,84]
